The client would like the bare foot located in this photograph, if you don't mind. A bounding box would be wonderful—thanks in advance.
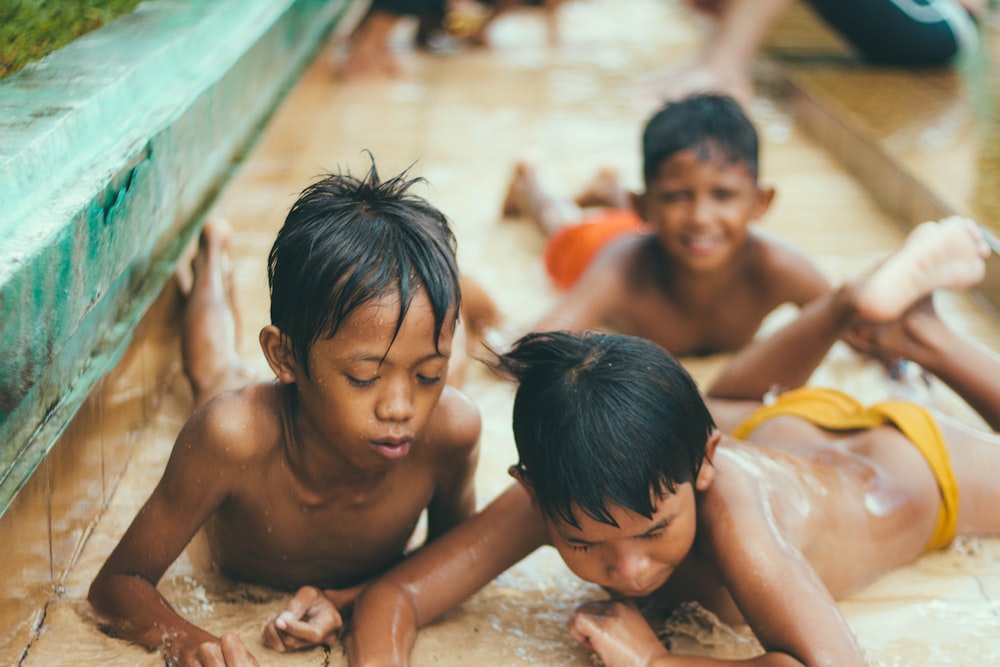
[573,168,628,209]
[339,42,405,79]
[501,162,534,218]
[337,11,406,79]
[853,217,989,322]
[183,218,249,406]
[501,161,581,236]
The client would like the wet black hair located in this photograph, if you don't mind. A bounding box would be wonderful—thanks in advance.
[267,156,460,375]
[642,93,760,184]
[493,331,716,528]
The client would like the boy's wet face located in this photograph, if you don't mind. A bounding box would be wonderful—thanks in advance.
[545,484,699,598]
[293,290,455,469]
[642,149,770,272]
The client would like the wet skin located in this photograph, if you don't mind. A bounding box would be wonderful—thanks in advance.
[206,293,479,588]
[535,151,829,356]
[89,290,480,659]
[346,414,962,666]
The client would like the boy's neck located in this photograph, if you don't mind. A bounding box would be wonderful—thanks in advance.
[279,384,393,499]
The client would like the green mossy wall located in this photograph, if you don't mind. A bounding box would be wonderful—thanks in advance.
[0,0,360,515]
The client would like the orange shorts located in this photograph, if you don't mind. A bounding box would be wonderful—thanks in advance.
[543,208,645,291]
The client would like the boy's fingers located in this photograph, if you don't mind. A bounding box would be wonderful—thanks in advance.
[281,614,341,642]
[219,633,256,666]
[568,613,598,649]
[261,621,287,652]
[285,586,322,617]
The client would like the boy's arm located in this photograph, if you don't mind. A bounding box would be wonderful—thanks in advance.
[425,388,481,541]
[572,471,868,667]
[347,483,548,667]
[88,406,250,665]
[532,242,631,335]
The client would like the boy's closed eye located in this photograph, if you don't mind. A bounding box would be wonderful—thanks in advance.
[563,518,671,552]
[345,374,379,387]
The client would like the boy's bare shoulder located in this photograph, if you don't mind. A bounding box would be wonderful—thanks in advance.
[741,229,829,302]
[697,447,767,526]
[183,381,286,465]
[423,386,481,453]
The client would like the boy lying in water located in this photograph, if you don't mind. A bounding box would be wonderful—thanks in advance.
[88,161,481,666]
[501,93,829,357]
[275,216,1000,666]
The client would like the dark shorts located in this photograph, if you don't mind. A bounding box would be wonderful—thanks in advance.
[371,0,446,18]
[806,0,978,66]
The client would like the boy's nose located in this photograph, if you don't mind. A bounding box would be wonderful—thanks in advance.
[376,381,415,421]
[691,196,714,226]
[607,548,651,583]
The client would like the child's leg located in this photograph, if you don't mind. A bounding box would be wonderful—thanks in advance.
[572,168,631,210]
[181,218,253,409]
[645,0,792,106]
[501,161,584,237]
[707,217,989,400]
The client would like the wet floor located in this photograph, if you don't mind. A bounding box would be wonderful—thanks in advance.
[15,1,1000,665]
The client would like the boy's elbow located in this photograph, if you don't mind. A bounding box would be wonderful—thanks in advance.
[348,580,421,667]
[87,571,113,615]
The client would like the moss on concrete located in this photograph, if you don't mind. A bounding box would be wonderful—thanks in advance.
[0,0,143,79]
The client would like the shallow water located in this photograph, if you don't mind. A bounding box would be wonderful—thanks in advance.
[16,1,1000,665]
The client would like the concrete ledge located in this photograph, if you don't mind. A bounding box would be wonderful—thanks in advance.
[0,0,360,514]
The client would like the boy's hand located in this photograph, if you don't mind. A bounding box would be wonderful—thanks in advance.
[174,632,261,666]
[262,585,362,652]
[569,600,669,667]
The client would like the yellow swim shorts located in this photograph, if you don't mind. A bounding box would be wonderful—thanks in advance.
[731,387,958,552]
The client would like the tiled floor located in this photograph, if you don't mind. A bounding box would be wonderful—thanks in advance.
[10,1,1000,665]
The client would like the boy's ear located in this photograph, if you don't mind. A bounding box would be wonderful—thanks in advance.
[752,184,776,220]
[259,325,298,384]
[695,431,722,492]
[508,464,538,504]
[629,190,648,222]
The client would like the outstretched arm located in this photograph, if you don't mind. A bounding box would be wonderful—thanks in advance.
[88,409,255,666]
[709,217,990,401]
[347,484,548,666]
[531,241,632,336]
[707,284,856,400]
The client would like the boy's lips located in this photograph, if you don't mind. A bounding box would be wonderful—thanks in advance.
[371,437,413,460]
[682,234,722,253]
